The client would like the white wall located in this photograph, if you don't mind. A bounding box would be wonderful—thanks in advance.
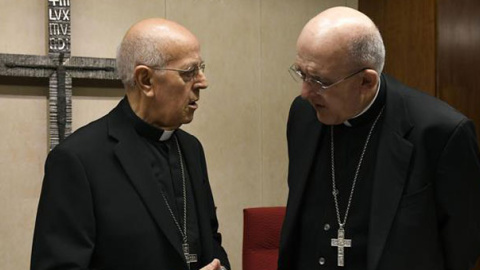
[0,0,357,269]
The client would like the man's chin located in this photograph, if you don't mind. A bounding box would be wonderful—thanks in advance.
[315,111,329,124]
[181,115,194,125]
[316,112,342,125]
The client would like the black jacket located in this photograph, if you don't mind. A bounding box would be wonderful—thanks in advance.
[278,74,480,270]
[31,100,230,270]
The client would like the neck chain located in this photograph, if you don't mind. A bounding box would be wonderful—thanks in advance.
[330,106,384,267]
[160,135,197,268]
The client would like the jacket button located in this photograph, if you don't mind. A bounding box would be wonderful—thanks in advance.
[324,223,330,231]
[319,257,326,265]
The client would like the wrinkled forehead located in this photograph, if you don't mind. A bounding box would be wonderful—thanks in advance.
[296,34,350,74]
[162,35,203,65]
[295,20,360,72]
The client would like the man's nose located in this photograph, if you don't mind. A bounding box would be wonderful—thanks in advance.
[195,71,208,90]
[300,81,315,99]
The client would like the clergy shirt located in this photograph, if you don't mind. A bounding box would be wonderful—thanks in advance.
[294,80,386,269]
[121,97,202,269]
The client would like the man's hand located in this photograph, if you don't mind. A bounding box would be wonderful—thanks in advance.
[200,259,222,270]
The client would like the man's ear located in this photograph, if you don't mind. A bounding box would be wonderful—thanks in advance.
[133,65,155,97]
[361,69,379,91]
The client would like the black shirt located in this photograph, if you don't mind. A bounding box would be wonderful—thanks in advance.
[295,82,386,269]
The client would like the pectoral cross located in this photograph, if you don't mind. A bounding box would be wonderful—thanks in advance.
[183,243,197,270]
[331,227,352,267]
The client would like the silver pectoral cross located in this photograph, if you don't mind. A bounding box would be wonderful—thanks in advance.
[331,227,352,267]
[183,243,197,269]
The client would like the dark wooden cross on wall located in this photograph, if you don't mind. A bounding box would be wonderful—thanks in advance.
[0,0,122,150]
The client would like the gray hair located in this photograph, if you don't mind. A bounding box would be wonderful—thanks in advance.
[349,28,385,74]
[116,34,168,89]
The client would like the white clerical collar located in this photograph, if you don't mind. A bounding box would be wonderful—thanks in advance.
[159,130,175,141]
[344,77,381,127]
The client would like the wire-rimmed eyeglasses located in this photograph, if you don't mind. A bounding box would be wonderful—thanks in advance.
[288,64,369,91]
[147,62,206,82]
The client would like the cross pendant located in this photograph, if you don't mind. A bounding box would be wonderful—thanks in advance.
[183,243,198,270]
[331,227,352,267]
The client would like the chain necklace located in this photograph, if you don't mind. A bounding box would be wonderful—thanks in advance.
[160,135,197,269]
[330,106,384,267]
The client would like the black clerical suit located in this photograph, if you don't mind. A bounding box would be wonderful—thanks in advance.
[31,98,230,270]
[278,74,480,270]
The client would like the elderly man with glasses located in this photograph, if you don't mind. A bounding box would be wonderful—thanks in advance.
[279,6,480,270]
[31,18,230,270]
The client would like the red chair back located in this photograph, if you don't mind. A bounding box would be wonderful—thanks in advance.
[242,207,286,270]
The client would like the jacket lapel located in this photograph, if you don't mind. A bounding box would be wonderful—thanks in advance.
[283,100,323,244]
[176,131,215,261]
[367,75,414,270]
[107,102,186,263]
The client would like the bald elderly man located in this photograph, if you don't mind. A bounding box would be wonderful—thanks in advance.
[31,19,230,270]
[279,6,480,270]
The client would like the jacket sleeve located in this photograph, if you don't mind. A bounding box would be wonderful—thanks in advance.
[435,119,480,270]
[198,141,231,270]
[31,146,96,270]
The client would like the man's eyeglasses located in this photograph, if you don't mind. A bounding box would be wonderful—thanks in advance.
[288,64,369,91]
[148,62,206,82]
